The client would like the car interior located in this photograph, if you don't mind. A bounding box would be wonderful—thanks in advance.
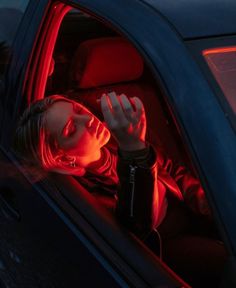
[47,12,190,166]
[21,4,227,287]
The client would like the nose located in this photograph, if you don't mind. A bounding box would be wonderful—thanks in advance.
[74,113,94,127]
[86,115,94,128]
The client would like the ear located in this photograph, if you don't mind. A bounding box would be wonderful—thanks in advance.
[51,166,86,177]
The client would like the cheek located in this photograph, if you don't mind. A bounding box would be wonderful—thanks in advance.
[58,129,85,152]
[62,132,99,155]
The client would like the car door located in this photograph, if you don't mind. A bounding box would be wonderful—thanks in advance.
[0,1,147,287]
[0,1,187,287]
[67,0,236,286]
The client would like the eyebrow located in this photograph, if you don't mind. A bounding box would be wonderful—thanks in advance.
[60,102,75,137]
[61,117,73,137]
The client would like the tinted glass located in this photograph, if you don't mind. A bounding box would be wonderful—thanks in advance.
[203,47,236,124]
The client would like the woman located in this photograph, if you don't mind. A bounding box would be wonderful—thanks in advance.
[14,91,163,235]
[14,91,226,286]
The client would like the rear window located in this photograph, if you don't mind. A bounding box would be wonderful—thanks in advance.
[203,47,236,120]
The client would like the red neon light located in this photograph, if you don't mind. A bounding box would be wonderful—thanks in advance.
[35,4,71,101]
[203,46,236,113]
[25,3,71,104]
[203,46,236,56]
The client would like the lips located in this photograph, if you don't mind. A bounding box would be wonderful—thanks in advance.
[89,120,101,136]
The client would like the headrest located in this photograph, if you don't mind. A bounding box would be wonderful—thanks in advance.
[72,37,144,88]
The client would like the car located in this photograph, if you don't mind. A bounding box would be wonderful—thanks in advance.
[0,0,236,287]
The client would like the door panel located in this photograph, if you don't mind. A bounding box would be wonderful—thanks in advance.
[0,151,124,287]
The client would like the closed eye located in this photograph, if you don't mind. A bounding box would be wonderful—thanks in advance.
[62,118,76,137]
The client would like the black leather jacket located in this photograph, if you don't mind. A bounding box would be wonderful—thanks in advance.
[79,144,210,240]
[116,145,211,239]
[116,145,164,239]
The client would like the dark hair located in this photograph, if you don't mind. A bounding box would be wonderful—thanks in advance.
[13,95,74,172]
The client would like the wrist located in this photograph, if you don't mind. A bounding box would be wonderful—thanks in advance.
[118,144,150,164]
[119,141,146,151]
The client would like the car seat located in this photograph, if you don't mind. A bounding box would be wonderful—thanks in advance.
[67,36,184,160]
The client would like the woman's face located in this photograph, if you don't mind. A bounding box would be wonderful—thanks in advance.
[44,100,111,166]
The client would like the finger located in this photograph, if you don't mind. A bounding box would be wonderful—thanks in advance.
[107,91,124,121]
[120,94,135,121]
[132,97,145,120]
[100,94,116,127]
[138,114,146,128]
[138,120,147,141]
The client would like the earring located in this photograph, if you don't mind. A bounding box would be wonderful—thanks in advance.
[58,155,77,168]
[69,159,77,167]
[66,155,77,168]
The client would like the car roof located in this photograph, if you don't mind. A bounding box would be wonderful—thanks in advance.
[142,0,236,39]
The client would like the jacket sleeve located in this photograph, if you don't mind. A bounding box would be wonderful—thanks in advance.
[159,153,212,219]
[115,145,167,239]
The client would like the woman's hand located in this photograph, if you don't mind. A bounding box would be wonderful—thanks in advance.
[100,91,147,151]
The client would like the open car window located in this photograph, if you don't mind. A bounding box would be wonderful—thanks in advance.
[45,9,190,166]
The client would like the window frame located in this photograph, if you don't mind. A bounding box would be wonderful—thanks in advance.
[187,35,236,132]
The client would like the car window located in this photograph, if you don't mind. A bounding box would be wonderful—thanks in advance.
[46,9,186,163]
[203,47,236,125]
[0,0,29,77]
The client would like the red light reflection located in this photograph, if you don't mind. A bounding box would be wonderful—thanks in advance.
[203,46,236,113]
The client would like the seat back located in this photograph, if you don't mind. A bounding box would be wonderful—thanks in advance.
[68,37,184,160]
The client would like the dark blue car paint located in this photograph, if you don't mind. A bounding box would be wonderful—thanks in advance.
[144,0,236,39]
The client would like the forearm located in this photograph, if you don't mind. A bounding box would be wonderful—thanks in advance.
[164,157,212,218]
[116,146,166,239]
[99,92,167,236]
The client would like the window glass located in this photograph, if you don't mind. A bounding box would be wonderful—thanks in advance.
[203,47,236,121]
[0,0,29,76]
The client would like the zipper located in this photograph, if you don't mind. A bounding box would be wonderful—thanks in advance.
[129,165,137,217]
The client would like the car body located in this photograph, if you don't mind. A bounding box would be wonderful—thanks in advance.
[0,0,236,287]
